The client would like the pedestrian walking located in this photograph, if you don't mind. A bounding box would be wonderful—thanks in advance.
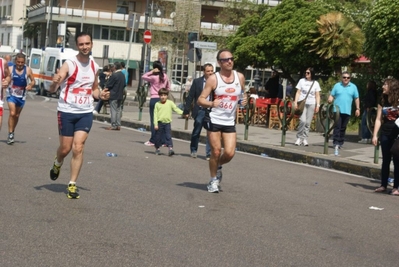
[327,71,360,149]
[183,63,213,160]
[197,49,246,193]
[293,67,321,146]
[6,53,35,144]
[153,88,183,156]
[372,78,399,195]
[48,32,109,199]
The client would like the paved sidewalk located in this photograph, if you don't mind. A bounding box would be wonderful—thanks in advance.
[95,87,386,180]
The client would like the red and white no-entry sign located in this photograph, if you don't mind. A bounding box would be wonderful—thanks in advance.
[143,30,152,44]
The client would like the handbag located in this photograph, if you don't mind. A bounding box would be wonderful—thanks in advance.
[294,81,315,116]
[390,138,399,157]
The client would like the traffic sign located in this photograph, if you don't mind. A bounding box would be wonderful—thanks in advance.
[144,30,152,44]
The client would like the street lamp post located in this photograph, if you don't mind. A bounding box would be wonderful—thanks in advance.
[137,0,150,90]
[62,0,69,48]
[42,0,54,47]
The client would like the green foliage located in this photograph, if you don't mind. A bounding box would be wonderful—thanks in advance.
[363,0,399,78]
[228,0,333,80]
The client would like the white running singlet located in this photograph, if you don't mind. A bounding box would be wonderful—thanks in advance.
[57,57,99,113]
[209,71,242,126]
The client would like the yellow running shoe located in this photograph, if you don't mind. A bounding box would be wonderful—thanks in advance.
[67,184,80,199]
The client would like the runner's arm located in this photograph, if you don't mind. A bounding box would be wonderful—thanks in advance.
[49,61,69,94]
[25,67,36,90]
[197,74,220,108]
[2,60,11,88]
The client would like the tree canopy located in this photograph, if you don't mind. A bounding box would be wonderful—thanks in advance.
[363,0,399,78]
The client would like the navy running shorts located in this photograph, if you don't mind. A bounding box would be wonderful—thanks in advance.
[57,111,93,137]
[7,96,25,108]
[203,121,236,133]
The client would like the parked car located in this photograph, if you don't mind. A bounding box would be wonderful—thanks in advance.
[170,79,183,91]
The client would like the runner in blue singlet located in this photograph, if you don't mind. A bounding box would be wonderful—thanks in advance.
[6,53,35,145]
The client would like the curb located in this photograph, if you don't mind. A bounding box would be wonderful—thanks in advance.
[93,112,382,180]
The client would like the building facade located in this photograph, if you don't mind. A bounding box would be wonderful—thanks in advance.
[25,0,281,84]
[0,0,30,54]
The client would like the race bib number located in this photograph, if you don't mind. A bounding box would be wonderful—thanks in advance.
[71,88,92,105]
[10,85,25,97]
[218,95,238,110]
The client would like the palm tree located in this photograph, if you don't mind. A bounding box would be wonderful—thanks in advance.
[308,12,365,76]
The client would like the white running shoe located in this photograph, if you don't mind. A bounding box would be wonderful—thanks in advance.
[144,141,154,146]
[207,179,219,193]
[358,139,368,144]
[303,139,308,146]
[294,138,302,146]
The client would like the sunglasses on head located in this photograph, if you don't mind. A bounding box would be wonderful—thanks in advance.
[219,57,234,63]
[342,76,351,79]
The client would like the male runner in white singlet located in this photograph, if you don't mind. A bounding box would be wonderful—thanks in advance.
[197,49,246,193]
[48,32,110,199]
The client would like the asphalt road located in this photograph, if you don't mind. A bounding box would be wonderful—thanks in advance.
[0,94,398,267]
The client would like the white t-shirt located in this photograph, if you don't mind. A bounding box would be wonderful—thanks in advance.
[295,78,321,105]
[57,56,99,113]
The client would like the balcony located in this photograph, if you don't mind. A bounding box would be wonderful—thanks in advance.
[27,5,238,35]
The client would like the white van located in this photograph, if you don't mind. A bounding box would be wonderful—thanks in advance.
[30,47,78,97]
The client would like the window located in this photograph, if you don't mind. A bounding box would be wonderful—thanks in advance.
[101,28,109,40]
[30,54,42,70]
[117,0,135,14]
[110,29,124,41]
[93,25,101,39]
[47,56,56,72]
[7,33,10,45]
[8,4,11,16]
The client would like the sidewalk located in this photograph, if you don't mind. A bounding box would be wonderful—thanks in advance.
[96,85,385,180]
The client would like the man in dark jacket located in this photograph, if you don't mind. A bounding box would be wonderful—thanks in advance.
[183,63,213,159]
[105,62,126,130]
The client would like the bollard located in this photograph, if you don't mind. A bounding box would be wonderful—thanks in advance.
[277,97,294,147]
[243,95,256,141]
[367,107,379,163]
[319,103,340,154]
[136,83,148,121]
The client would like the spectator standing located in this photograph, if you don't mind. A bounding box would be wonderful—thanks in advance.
[142,60,171,146]
[372,78,399,195]
[327,71,360,149]
[104,62,125,130]
[359,80,377,144]
[265,70,279,98]
[93,64,112,114]
[120,61,128,111]
[153,88,183,156]
[197,49,246,193]
[293,68,321,146]
[183,64,213,160]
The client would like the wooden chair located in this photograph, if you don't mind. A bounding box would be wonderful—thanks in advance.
[253,98,268,125]
[268,105,281,129]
